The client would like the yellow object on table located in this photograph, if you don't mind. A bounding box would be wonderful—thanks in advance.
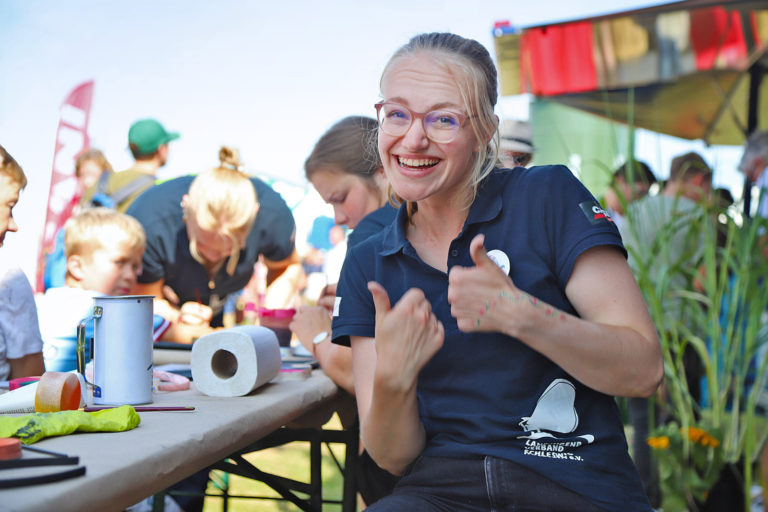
[0,405,140,444]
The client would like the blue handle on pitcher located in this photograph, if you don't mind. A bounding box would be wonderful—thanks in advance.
[77,305,103,396]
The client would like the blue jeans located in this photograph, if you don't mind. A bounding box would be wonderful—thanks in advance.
[365,455,608,511]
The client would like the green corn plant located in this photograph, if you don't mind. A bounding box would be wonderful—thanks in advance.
[625,188,768,511]
[586,84,768,511]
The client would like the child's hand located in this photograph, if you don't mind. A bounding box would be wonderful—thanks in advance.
[180,301,213,325]
[162,285,180,305]
[153,299,181,324]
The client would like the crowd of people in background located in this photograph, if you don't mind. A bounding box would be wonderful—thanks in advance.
[3,29,768,512]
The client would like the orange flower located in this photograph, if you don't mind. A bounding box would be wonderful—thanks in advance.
[700,433,720,448]
[647,436,670,449]
[682,427,719,448]
[684,427,706,443]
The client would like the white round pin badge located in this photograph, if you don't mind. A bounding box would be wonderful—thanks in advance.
[486,249,510,275]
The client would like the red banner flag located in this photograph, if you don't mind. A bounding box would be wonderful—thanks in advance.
[35,80,94,291]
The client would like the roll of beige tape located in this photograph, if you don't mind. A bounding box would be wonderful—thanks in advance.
[34,372,82,413]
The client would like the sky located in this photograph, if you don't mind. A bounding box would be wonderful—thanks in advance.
[1,0,743,285]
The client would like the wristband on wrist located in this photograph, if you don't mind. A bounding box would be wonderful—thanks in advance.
[311,331,329,357]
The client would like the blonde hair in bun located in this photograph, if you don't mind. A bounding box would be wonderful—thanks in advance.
[185,146,258,275]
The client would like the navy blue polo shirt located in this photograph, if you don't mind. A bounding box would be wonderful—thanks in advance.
[127,175,295,324]
[332,166,650,511]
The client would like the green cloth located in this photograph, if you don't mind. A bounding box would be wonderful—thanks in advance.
[0,405,140,444]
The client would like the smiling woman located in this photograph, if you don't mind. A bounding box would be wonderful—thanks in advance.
[331,32,663,511]
[375,37,498,219]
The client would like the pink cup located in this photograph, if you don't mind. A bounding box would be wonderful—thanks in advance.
[258,307,296,356]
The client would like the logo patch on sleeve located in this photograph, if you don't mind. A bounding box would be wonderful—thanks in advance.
[333,296,341,317]
[579,201,613,225]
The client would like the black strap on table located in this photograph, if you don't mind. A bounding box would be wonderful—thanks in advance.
[0,455,79,470]
[0,466,86,488]
[0,447,86,488]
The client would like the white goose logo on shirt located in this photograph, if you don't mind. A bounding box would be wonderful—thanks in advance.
[518,378,594,444]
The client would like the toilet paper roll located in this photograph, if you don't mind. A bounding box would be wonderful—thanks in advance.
[191,326,281,397]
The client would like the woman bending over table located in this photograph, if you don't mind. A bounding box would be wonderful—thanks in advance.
[128,146,300,342]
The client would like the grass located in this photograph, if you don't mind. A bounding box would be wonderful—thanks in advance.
[201,414,353,511]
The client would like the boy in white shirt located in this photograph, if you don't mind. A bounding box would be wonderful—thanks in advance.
[36,208,212,371]
[0,144,45,381]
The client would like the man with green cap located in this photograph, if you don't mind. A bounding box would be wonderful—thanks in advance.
[81,118,179,212]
